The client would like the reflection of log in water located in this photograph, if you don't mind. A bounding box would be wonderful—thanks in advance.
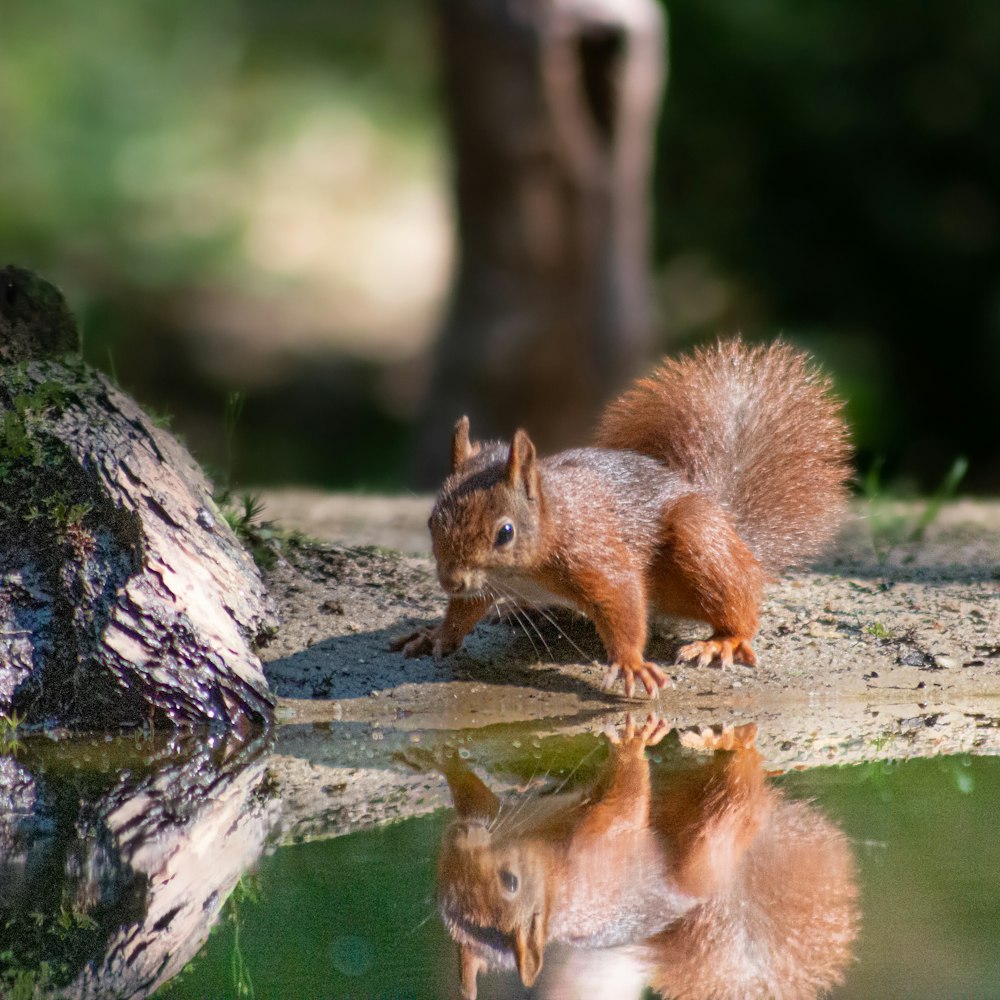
[0,735,279,999]
[434,721,860,1000]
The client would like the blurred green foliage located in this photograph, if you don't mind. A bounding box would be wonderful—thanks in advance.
[1,0,432,271]
[0,0,434,308]
[2,0,999,489]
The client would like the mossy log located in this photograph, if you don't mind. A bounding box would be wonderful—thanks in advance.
[0,266,276,730]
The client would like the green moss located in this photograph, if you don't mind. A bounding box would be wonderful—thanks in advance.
[0,362,97,552]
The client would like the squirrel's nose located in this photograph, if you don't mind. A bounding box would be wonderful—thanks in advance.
[441,570,473,594]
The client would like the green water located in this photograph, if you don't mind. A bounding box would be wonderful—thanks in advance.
[2,731,999,999]
[782,756,1000,997]
[157,816,457,999]
[159,752,1000,999]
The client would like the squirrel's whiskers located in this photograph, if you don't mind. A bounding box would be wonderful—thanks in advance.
[391,339,851,699]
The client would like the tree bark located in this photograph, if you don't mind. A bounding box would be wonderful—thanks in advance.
[415,0,666,484]
[0,267,276,731]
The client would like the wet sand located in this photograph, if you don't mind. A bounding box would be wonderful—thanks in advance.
[257,493,1000,777]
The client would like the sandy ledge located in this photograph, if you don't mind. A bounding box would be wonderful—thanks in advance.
[255,493,999,838]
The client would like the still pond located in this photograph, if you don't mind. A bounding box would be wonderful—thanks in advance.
[1,719,998,999]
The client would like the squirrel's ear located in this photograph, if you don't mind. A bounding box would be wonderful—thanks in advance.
[451,415,480,472]
[514,911,545,987]
[443,760,501,823]
[458,944,485,1000]
[506,429,538,499]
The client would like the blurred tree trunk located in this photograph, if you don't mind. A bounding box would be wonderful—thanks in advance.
[414,0,666,485]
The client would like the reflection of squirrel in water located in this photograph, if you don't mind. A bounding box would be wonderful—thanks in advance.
[393,340,850,697]
[434,718,859,1000]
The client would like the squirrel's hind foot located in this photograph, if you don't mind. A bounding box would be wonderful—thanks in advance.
[601,660,673,699]
[678,721,758,752]
[676,636,757,669]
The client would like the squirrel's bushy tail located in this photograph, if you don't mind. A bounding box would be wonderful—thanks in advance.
[596,339,851,572]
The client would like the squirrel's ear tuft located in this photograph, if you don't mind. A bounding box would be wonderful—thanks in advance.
[506,429,538,499]
[446,764,502,822]
[514,911,545,987]
[451,415,480,472]
[459,944,485,1000]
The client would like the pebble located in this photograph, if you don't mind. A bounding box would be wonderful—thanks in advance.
[806,624,841,639]
[933,654,959,669]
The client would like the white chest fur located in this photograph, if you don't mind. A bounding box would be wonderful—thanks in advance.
[486,570,578,611]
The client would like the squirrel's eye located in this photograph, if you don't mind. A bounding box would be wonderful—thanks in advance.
[499,868,519,894]
[494,522,515,547]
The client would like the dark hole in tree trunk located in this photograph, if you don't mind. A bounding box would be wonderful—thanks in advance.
[578,25,624,146]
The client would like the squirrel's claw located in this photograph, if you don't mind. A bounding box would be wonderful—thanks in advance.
[639,713,672,746]
[601,661,672,699]
[606,712,671,752]
[676,637,757,669]
[389,628,432,658]
[389,627,455,660]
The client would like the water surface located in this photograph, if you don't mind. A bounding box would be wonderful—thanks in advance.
[1,723,997,998]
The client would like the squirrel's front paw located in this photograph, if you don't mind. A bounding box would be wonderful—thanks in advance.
[389,626,458,661]
[605,712,671,755]
[676,636,757,669]
[601,659,673,698]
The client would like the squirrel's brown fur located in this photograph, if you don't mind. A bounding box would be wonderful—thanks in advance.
[435,720,859,1000]
[596,339,851,572]
[392,339,851,697]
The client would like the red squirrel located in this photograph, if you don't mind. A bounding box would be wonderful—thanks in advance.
[434,718,859,1000]
[392,339,851,697]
